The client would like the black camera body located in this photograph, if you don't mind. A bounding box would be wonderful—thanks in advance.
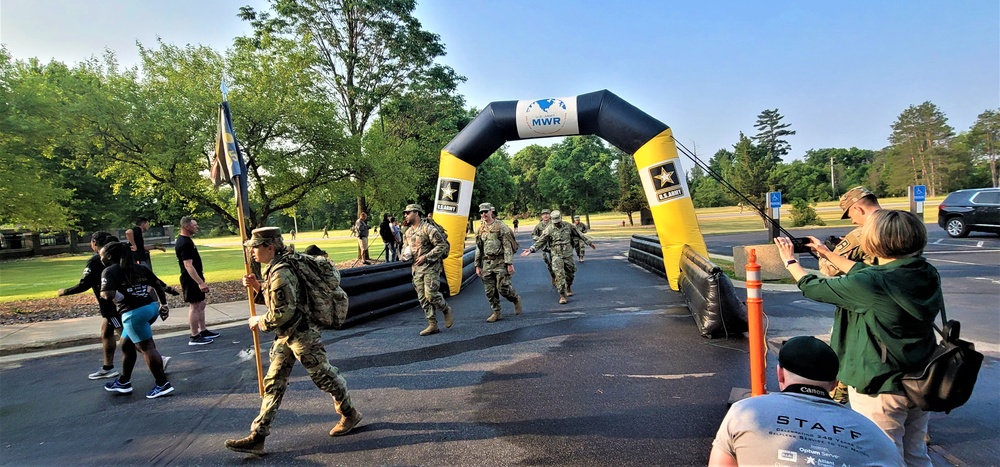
[823,235,842,251]
[790,237,812,254]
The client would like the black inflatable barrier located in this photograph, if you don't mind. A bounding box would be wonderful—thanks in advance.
[627,235,747,339]
[335,246,479,328]
[628,235,666,276]
[677,245,748,339]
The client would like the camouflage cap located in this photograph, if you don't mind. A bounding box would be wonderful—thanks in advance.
[550,210,562,222]
[403,203,425,215]
[478,202,495,213]
[245,227,282,247]
[839,186,874,219]
[541,209,551,215]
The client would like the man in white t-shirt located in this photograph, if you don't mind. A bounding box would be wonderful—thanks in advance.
[709,336,903,467]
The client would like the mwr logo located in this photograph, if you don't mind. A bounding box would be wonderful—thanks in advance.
[436,179,462,212]
[649,161,684,202]
[514,96,580,139]
[523,98,569,135]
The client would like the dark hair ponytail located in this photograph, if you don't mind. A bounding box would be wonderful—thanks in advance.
[99,241,139,286]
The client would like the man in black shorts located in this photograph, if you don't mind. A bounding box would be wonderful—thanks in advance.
[58,232,123,379]
[175,216,219,345]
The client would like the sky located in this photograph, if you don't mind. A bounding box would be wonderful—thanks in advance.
[2,0,998,163]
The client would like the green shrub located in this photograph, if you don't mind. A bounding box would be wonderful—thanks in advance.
[790,199,826,227]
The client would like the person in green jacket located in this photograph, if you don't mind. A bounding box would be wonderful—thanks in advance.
[774,209,942,467]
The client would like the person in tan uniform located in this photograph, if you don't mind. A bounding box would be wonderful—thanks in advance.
[475,202,522,322]
[226,227,362,455]
[819,186,881,404]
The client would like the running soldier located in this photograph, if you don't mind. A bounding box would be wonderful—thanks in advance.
[475,202,522,322]
[521,210,595,304]
[401,203,453,336]
[571,216,589,262]
[226,227,362,455]
[531,209,556,286]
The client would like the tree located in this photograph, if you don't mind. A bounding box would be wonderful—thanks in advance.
[77,39,353,232]
[614,149,646,224]
[969,109,1000,187]
[537,136,616,218]
[888,101,955,197]
[752,108,795,163]
[239,0,454,216]
[510,144,553,215]
[723,133,774,208]
[470,147,515,216]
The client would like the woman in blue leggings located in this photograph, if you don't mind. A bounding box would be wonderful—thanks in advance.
[99,241,174,399]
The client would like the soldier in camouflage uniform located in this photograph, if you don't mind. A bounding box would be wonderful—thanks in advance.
[226,227,362,455]
[532,209,556,286]
[818,186,881,404]
[571,216,590,262]
[475,202,523,322]
[521,210,595,304]
[401,204,453,336]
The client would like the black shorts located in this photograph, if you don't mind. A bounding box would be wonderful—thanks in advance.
[181,277,206,303]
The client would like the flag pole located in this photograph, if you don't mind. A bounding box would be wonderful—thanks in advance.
[235,180,265,397]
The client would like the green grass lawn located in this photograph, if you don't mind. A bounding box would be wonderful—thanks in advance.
[0,196,943,303]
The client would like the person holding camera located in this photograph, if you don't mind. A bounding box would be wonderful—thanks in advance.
[98,241,174,399]
[775,210,942,466]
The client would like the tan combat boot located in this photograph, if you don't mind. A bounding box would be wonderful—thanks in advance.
[330,408,363,436]
[225,433,265,455]
[419,320,440,336]
[486,310,501,322]
[566,286,574,296]
[558,294,568,304]
[443,306,454,328]
[514,296,523,315]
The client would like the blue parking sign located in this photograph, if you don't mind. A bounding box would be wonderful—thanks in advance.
[769,192,782,208]
[913,185,926,202]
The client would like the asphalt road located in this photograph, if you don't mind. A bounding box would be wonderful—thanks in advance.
[0,233,996,466]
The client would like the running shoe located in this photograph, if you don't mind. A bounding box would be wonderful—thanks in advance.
[104,379,133,394]
[189,335,213,346]
[162,356,172,372]
[146,382,174,399]
[200,329,221,339]
[89,367,120,380]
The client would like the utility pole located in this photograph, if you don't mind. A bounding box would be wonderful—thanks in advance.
[830,155,836,195]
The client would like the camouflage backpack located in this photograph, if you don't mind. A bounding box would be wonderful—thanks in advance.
[424,216,448,240]
[278,252,349,328]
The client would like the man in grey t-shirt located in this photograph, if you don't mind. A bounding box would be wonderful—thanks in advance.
[709,336,903,467]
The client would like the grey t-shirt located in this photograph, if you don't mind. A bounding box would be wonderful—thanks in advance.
[713,390,903,466]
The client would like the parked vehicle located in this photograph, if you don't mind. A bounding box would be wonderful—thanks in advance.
[937,188,1000,237]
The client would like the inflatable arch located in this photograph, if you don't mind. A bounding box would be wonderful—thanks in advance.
[432,89,708,293]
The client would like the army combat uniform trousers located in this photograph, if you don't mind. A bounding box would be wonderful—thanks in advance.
[412,264,449,321]
[251,324,354,437]
[482,266,518,312]
[550,248,576,295]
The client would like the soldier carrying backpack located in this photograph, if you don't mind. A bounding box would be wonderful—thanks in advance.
[226,227,361,456]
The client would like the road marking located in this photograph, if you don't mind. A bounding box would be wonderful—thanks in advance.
[978,241,985,248]
[603,372,716,380]
[933,239,943,244]
[923,249,1000,255]
[926,258,989,266]
[974,277,1000,285]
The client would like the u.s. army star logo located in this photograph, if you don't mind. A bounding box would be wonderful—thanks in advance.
[435,178,462,214]
[648,161,684,202]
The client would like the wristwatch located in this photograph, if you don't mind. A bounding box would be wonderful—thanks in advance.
[785,259,798,267]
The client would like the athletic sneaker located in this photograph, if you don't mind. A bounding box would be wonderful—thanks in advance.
[89,367,120,380]
[104,379,133,394]
[200,329,221,339]
[146,382,174,399]
[189,335,213,346]
[162,356,172,372]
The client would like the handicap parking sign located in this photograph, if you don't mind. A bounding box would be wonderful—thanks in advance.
[769,192,782,208]
[913,185,926,202]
